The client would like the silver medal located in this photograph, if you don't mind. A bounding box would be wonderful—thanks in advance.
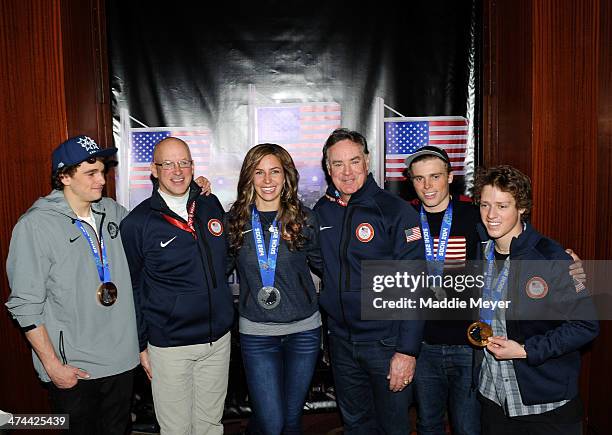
[257,286,281,309]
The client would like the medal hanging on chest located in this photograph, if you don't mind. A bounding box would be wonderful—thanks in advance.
[252,207,281,309]
[420,202,453,299]
[467,240,509,347]
[74,219,118,306]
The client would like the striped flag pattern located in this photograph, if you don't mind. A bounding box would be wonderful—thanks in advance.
[256,103,341,206]
[256,103,341,163]
[128,128,211,209]
[130,128,211,189]
[384,117,468,181]
[433,236,468,269]
[405,226,422,243]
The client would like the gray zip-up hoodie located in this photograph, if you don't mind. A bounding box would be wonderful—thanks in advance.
[6,190,139,382]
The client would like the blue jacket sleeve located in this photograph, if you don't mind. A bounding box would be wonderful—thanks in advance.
[120,214,149,352]
[304,210,324,277]
[524,259,599,366]
[393,203,426,356]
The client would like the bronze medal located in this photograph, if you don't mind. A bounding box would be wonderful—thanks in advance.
[467,321,493,347]
[97,282,118,306]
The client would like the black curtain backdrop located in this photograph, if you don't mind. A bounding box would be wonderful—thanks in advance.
[108,0,478,202]
[107,0,479,424]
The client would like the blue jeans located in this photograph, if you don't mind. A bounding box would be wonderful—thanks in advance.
[328,333,414,435]
[414,343,480,435]
[240,327,321,435]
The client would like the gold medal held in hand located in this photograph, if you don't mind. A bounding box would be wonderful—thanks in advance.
[97,282,118,306]
[467,321,493,347]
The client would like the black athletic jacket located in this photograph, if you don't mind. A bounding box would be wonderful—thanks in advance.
[121,181,235,351]
[314,174,425,356]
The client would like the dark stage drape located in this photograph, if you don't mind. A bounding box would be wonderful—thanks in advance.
[107,0,478,426]
[108,0,478,202]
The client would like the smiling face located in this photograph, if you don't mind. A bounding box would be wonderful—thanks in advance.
[409,157,453,212]
[151,138,193,197]
[61,158,106,212]
[252,153,285,211]
[326,139,369,202]
[479,185,525,251]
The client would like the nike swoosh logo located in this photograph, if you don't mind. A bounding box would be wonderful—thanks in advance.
[69,236,80,243]
[242,229,253,234]
[160,236,177,248]
[320,226,333,231]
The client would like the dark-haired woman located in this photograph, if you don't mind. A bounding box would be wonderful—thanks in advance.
[227,143,322,435]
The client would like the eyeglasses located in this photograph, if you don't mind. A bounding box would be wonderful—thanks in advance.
[154,160,193,170]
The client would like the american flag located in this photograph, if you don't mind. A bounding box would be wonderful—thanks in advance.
[385,117,468,181]
[405,226,422,243]
[256,103,341,167]
[127,128,211,209]
[256,103,341,206]
[434,235,467,269]
[130,128,211,190]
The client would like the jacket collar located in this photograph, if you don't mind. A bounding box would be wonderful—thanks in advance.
[477,221,542,256]
[149,179,201,214]
[40,189,107,219]
[324,173,378,206]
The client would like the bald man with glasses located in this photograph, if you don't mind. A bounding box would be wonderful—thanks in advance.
[121,137,235,435]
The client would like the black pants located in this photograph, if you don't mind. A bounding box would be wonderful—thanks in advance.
[47,369,134,435]
[479,393,582,435]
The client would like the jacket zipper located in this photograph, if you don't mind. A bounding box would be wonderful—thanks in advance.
[338,206,356,340]
[194,215,215,345]
[91,208,106,238]
[153,194,219,345]
[81,211,106,268]
[58,331,67,365]
[508,257,523,341]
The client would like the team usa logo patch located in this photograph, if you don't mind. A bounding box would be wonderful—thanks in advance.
[207,219,223,236]
[405,226,422,243]
[525,276,549,299]
[355,223,374,243]
[107,222,119,239]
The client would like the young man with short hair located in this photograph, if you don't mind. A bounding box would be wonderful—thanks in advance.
[405,145,481,435]
[473,165,598,435]
[6,136,140,434]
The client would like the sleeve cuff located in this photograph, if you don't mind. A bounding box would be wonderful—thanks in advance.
[13,314,43,329]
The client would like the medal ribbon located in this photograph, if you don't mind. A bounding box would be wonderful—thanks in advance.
[420,201,453,276]
[251,206,280,288]
[480,240,510,325]
[325,190,348,207]
[74,219,111,283]
[161,201,197,239]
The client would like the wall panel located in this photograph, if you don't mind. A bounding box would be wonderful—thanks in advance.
[0,0,111,421]
[61,0,115,196]
[587,0,612,432]
[482,0,533,172]
[531,0,599,253]
[484,0,611,432]
[0,0,67,413]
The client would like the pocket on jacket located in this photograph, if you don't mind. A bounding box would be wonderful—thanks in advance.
[165,293,210,344]
[379,336,398,348]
